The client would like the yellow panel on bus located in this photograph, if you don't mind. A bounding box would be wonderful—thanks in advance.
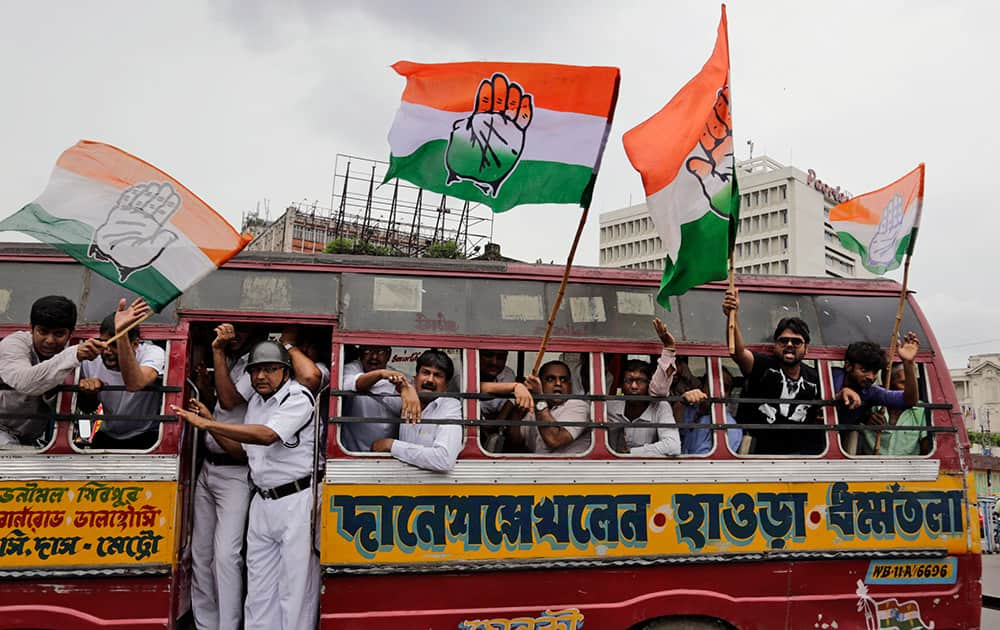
[0,480,175,568]
[322,478,972,566]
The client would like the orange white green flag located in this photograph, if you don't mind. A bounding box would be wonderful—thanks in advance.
[0,141,252,311]
[384,61,621,213]
[829,164,925,275]
[622,6,738,309]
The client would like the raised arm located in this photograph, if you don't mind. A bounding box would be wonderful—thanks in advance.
[211,324,246,411]
[113,298,158,391]
[280,326,322,394]
[895,332,921,408]
[722,288,754,375]
[650,318,677,397]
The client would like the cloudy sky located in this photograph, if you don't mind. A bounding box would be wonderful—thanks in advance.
[0,1,993,367]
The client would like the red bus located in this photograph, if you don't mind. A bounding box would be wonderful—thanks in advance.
[0,243,981,629]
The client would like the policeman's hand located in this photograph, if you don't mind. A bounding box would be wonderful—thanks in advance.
[114,297,151,335]
[838,387,862,410]
[512,382,533,412]
[212,323,236,350]
[279,325,299,347]
[399,384,422,424]
[896,331,921,363]
[524,374,542,395]
[76,338,107,362]
[722,288,739,316]
[78,378,104,393]
[681,389,708,405]
[371,438,394,453]
[653,317,676,350]
[186,397,212,419]
[171,403,209,429]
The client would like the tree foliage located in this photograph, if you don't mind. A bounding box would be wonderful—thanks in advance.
[423,240,466,259]
[323,237,392,256]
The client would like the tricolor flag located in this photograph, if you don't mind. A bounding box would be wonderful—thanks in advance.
[384,61,621,213]
[875,597,933,630]
[0,141,251,311]
[623,6,738,309]
[829,164,924,275]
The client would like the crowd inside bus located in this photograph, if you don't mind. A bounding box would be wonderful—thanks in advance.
[0,281,937,630]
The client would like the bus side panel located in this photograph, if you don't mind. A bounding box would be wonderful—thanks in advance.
[0,576,171,630]
[321,564,790,630]
[787,554,981,630]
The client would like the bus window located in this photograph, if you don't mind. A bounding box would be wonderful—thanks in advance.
[604,353,710,457]
[840,362,932,457]
[70,337,170,453]
[736,357,828,457]
[337,345,465,456]
[678,288,822,344]
[476,350,592,457]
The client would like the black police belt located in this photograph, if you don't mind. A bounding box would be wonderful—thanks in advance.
[253,474,312,500]
[204,450,246,467]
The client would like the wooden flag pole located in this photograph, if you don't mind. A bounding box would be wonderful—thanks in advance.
[874,252,913,455]
[531,206,591,375]
[105,311,155,346]
[727,249,736,355]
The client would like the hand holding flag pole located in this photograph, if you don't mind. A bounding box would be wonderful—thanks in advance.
[106,297,155,345]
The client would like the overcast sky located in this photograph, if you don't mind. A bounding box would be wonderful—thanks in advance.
[0,1,993,368]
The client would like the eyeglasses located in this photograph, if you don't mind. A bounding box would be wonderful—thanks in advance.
[250,365,285,375]
[542,374,572,384]
[776,336,805,347]
[361,348,390,357]
[623,377,650,385]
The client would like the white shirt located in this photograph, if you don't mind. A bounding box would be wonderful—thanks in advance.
[606,400,680,456]
[522,399,592,455]
[207,353,254,454]
[243,378,316,489]
[390,397,464,472]
[0,331,81,442]
[81,342,165,439]
[480,366,515,418]
[340,359,399,452]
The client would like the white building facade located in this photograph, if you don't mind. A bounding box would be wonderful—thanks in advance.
[599,156,875,279]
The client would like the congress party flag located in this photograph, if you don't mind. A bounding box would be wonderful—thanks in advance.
[384,60,621,213]
[0,140,252,311]
[829,164,924,275]
[622,6,738,309]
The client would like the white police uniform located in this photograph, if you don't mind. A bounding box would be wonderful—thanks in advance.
[190,353,254,630]
[242,377,318,630]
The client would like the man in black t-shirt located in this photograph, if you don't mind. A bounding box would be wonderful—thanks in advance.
[722,289,824,455]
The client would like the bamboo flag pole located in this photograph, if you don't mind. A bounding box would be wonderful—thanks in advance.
[873,252,913,455]
[727,249,736,354]
[105,311,155,345]
[531,206,591,375]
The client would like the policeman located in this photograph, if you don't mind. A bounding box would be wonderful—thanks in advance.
[174,341,319,630]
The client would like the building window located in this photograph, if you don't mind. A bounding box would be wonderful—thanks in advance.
[781,260,789,274]
[780,235,788,252]
[780,184,787,200]
[761,189,769,205]
[780,209,788,225]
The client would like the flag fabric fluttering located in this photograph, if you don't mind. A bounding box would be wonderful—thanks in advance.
[829,164,924,275]
[0,141,252,311]
[384,61,621,213]
[622,6,738,309]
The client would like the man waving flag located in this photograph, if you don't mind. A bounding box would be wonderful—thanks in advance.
[0,141,252,311]
[623,6,738,309]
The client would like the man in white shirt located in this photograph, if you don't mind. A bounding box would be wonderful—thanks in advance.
[340,345,398,452]
[371,349,464,472]
[509,360,592,455]
[78,301,162,450]
[0,295,104,447]
[174,341,319,630]
[606,359,680,456]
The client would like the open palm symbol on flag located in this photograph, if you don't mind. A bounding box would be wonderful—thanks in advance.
[445,73,534,197]
[685,85,734,220]
[88,181,180,281]
[867,193,905,266]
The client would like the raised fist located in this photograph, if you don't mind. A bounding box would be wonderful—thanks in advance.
[685,85,734,220]
[867,193,905,266]
[88,181,180,281]
[445,72,534,198]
